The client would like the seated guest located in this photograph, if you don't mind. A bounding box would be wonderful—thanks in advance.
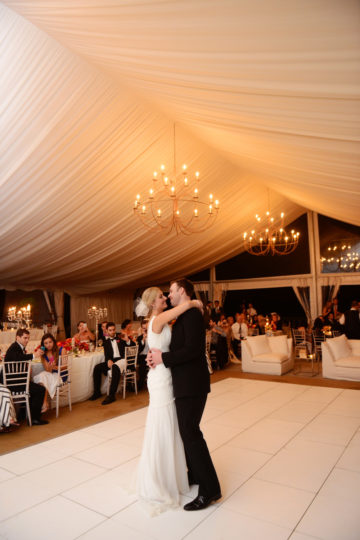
[0,384,19,433]
[89,322,133,405]
[252,314,260,330]
[257,315,266,335]
[339,300,360,339]
[313,315,325,334]
[209,318,228,369]
[227,315,234,327]
[322,300,333,319]
[270,313,280,331]
[233,313,248,339]
[120,319,136,343]
[98,321,109,342]
[211,300,223,322]
[3,329,49,425]
[205,301,213,317]
[326,312,343,334]
[137,319,149,391]
[33,333,66,413]
[73,321,95,343]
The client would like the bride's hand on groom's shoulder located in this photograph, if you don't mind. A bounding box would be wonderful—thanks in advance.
[191,299,203,313]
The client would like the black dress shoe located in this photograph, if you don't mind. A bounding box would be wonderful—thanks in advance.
[89,393,101,401]
[184,493,222,511]
[101,395,116,405]
[32,419,49,426]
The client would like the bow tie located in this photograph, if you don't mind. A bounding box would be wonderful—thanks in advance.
[110,338,116,341]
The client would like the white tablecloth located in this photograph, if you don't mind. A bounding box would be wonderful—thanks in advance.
[68,351,106,403]
[0,328,44,345]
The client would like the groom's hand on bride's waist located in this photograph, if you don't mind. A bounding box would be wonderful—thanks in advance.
[146,348,163,369]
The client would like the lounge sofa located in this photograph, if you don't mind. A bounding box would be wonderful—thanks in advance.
[322,335,360,381]
[241,334,293,375]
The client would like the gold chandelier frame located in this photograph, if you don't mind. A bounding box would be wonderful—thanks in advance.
[243,211,300,256]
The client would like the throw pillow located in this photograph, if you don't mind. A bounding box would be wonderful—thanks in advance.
[247,335,271,357]
[327,334,352,362]
[268,335,289,356]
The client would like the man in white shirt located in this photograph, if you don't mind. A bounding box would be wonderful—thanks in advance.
[231,313,248,356]
[247,303,257,317]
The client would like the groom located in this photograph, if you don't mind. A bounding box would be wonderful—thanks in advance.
[147,278,221,510]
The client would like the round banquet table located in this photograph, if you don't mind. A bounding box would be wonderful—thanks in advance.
[66,350,106,404]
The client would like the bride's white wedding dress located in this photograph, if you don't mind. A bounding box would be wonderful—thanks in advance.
[135,316,189,516]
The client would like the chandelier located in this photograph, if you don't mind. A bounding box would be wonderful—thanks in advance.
[321,241,360,271]
[133,126,219,235]
[243,211,300,255]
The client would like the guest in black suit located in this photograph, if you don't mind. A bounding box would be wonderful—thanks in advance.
[148,278,221,511]
[3,329,49,425]
[136,319,149,391]
[211,300,223,323]
[339,301,360,339]
[89,322,135,405]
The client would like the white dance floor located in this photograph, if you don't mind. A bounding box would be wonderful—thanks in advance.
[1,378,360,540]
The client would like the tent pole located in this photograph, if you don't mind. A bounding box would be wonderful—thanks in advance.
[307,210,320,322]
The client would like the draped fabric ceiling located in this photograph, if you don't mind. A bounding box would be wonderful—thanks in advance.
[1,0,359,295]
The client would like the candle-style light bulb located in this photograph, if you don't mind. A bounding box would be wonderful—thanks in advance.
[215,200,219,209]
[184,177,188,186]
[157,209,161,217]
[194,208,198,217]
[195,171,200,179]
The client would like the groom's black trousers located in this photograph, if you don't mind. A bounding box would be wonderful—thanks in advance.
[175,394,220,498]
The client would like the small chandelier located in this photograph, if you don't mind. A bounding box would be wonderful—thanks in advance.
[321,241,360,271]
[243,211,300,255]
[133,125,219,235]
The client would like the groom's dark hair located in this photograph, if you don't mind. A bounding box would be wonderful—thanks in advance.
[171,277,194,298]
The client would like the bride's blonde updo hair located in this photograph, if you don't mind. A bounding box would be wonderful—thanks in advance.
[135,287,162,318]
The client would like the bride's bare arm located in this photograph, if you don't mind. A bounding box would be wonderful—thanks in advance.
[152,300,202,334]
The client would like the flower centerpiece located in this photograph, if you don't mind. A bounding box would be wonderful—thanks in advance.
[56,338,73,355]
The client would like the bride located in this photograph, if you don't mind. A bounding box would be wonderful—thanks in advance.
[134,287,202,516]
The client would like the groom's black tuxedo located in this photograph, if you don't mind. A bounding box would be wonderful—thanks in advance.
[163,308,210,398]
[162,307,220,499]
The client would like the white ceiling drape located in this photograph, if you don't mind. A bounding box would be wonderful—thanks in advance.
[0,1,359,294]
